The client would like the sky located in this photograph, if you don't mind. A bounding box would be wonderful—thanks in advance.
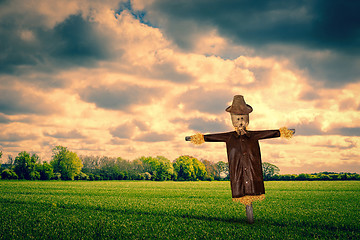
[0,0,359,174]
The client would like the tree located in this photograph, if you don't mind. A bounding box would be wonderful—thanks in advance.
[155,156,174,181]
[173,155,207,181]
[36,162,54,180]
[1,169,18,179]
[14,151,39,180]
[51,146,83,180]
[192,157,207,180]
[139,156,160,179]
[296,173,311,180]
[201,159,216,180]
[173,156,194,181]
[7,155,14,166]
[262,162,280,180]
[99,156,120,180]
[138,156,174,181]
[81,155,101,174]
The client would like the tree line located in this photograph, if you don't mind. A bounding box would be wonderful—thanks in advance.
[0,147,229,181]
[0,148,359,181]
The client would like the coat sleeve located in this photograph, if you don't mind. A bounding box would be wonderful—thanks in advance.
[253,130,280,140]
[203,132,231,142]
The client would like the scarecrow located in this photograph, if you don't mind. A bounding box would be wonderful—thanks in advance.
[185,95,295,224]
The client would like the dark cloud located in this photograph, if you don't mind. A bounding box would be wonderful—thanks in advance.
[293,120,360,137]
[0,88,58,115]
[134,132,173,142]
[330,127,360,137]
[175,117,230,133]
[80,85,163,111]
[293,120,324,136]
[110,122,136,139]
[146,0,360,86]
[314,138,357,150]
[51,14,110,62]
[150,0,312,47]
[0,113,10,123]
[0,13,112,75]
[176,88,232,114]
[296,52,360,87]
[109,138,129,145]
[299,90,320,101]
[44,130,86,139]
[0,132,38,142]
[340,153,360,162]
[339,98,358,111]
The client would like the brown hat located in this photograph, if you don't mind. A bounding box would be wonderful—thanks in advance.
[225,95,253,114]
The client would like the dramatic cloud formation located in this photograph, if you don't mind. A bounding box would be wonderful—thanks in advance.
[0,0,359,173]
[143,0,360,86]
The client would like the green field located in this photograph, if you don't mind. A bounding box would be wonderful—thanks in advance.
[0,181,359,239]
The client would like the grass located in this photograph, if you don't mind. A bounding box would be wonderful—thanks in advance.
[0,181,359,239]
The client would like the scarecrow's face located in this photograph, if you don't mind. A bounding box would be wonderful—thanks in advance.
[231,114,249,131]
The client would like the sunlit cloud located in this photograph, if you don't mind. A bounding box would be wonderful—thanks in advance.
[0,0,359,174]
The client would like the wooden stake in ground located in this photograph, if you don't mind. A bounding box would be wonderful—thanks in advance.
[246,204,254,224]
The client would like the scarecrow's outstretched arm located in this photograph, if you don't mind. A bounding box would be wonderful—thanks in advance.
[186,132,230,144]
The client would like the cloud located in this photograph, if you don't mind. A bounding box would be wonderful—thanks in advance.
[340,153,360,162]
[44,130,86,139]
[149,60,195,83]
[144,0,360,86]
[109,138,129,145]
[293,120,360,137]
[292,120,324,136]
[175,117,230,133]
[0,113,10,123]
[314,138,357,150]
[110,120,172,142]
[134,132,173,142]
[339,98,359,111]
[51,14,111,62]
[331,127,360,137]
[148,0,360,53]
[0,132,38,142]
[0,12,113,74]
[299,89,320,101]
[79,84,164,111]
[132,120,150,131]
[0,87,59,115]
[110,122,136,139]
[176,88,232,114]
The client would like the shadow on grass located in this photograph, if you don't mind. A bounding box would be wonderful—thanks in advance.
[1,198,358,235]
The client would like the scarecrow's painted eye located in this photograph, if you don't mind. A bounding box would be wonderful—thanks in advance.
[237,118,240,120]
[241,117,243,120]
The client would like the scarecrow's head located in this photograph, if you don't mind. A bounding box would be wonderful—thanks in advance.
[226,95,252,134]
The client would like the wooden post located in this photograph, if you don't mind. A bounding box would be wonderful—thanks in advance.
[246,204,254,224]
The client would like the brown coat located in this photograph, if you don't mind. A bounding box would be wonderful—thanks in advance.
[204,130,280,198]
